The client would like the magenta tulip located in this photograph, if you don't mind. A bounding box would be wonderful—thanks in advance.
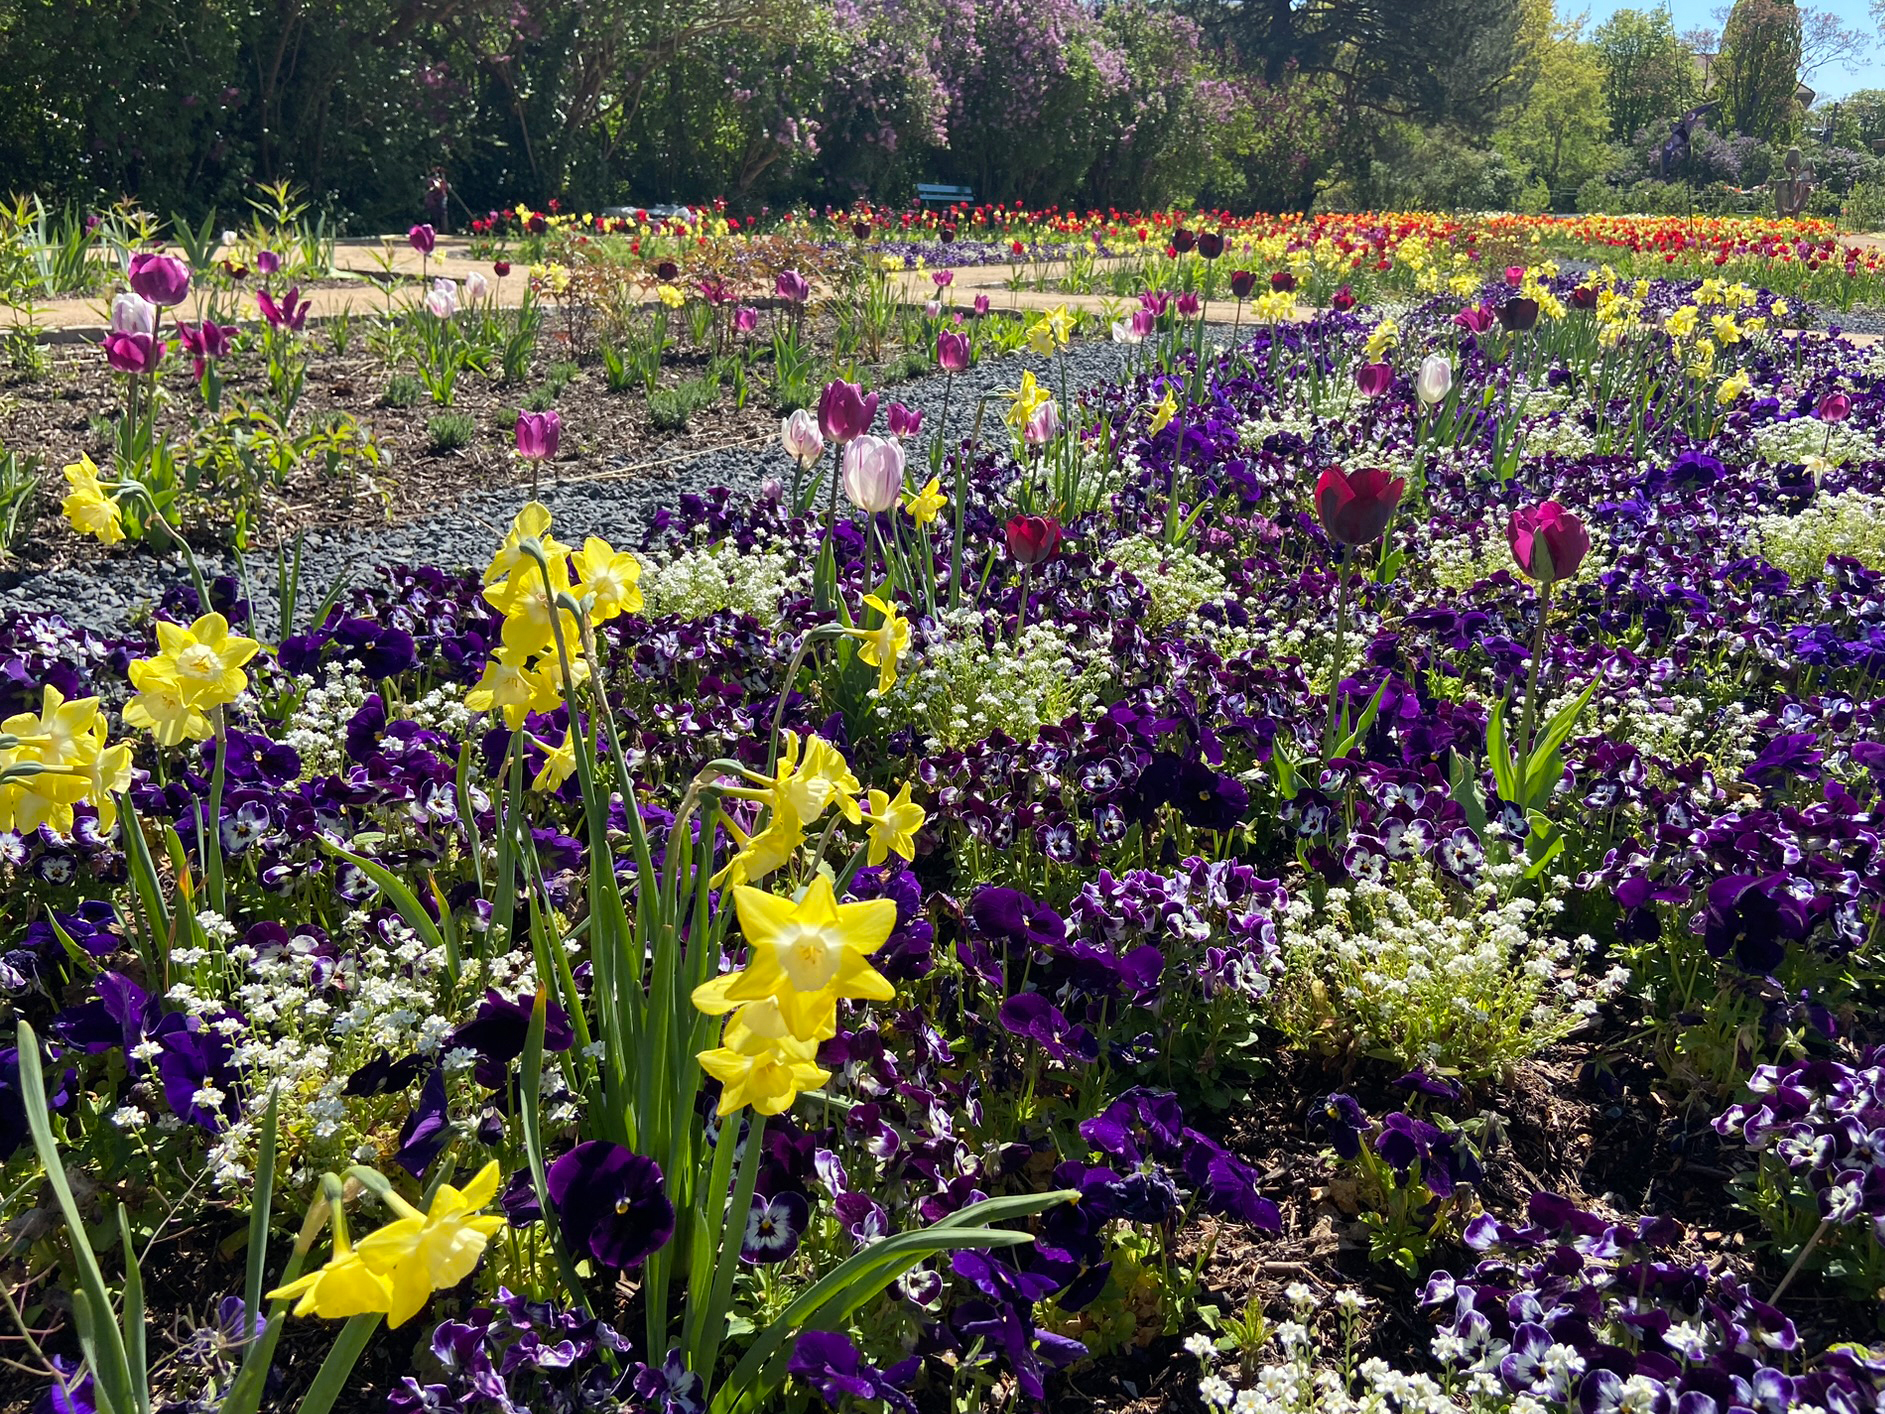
[886,402,923,438]
[127,252,190,307]
[1454,304,1494,335]
[257,287,309,332]
[1314,466,1405,547]
[1818,391,1852,423]
[1355,363,1393,399]
[256,250,281,276]
[103,331,164,375]
[734,305,759,334]
[775,270,811,304]
[178,320,237,378]
[1507,502,1590,585]
[973,294,990,317]
[408,223,437,255]
[937,330,970,372]
[817,379,878,444]
[515,410,561,462]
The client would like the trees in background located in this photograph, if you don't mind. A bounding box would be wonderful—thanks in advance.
[0,0,1879,223]
[1592,6,1697,143]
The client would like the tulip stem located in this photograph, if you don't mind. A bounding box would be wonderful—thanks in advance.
[1321,548,1351,757]
[1015,564,1032,646]
[1515,579,1554,779]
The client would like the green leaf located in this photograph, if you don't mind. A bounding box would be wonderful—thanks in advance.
[294,1313,381,1414]
[320,842,445,955]
[519,989,591,1316]
[1447,749,1487,833]
[1523,675,1600,804]
[17,1021,138,1414]
[1486,700,1517,805]
[1334,681,1389,760]
[116,1206,149,1414]
[243,1090,280,1331]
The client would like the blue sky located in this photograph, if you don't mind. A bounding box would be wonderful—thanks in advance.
[1576,0,1884,99]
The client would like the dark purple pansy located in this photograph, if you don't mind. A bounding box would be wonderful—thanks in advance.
[546,1141,674,1269]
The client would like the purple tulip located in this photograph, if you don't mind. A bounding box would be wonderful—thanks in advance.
[127,252,190,307]
[1355,362,1393,398]
[937,329,970,372]
[408,223,437,256]
[973,294,990,316]
[775,269,811,304]
[178,320,237,378]
[734,305,758,334]
[257,287,309,332]
[255,250,281,276]
[886,401,923,438]
[515,410,561,462]
[817,378,878,444]
[103,331,164,375]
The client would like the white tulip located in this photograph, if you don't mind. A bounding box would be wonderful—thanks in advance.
[780,408,824,467]
[1416,354,1453,406]
[424,278,459,319]
[841,434,905,513]
[111,292,156,337]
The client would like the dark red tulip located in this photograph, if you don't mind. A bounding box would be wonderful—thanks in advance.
[1270,271,1297,293]
[1330,286,1356,312]
[1229,270,1257,299]
[1196,231,1224,260]
[1314,466,1405,547]
[1507,502,1590,585]
[655,260,679,281]
[494,261,512,277]
[1497,296,1540,332]
[852,219,872,241]
[1171,228,1195,254]
[1569,285,1598,310]
[1005,514,1062,566]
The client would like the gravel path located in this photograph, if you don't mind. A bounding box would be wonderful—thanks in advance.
[2,341,1140,636]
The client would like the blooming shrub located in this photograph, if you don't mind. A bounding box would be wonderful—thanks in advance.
[1754,490,1885,582]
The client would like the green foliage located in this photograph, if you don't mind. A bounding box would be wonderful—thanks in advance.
[1592,6,1699,142]
[426,412,476,453]
[648,375,720,431]
[1718,0,1805,142]
[379,374,422,409]
[1495,21,1618,194]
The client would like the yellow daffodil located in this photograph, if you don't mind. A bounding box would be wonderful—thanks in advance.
[1772,299,1790,319]
[62,456,124,546]
[351,1161,506,1329]
[772,731,862,826]
[710,800,806,889]
[655,284,685,309]
[1364,317,1398,361]
[851,595,909,696]
[266,1242,394,1322]
[79,719,132,833]
[483,502,568,586]
[1717,371,1751,407]
[696,1013,831,1117]
[864,782,925,866]
[1148,388,1177,436]
[152,613,260,710]
[1665,305,1699,339]
[693,874,896,1040]
[1710,313,1742,346]
[570,536,644,622]
[529,728,578,793]
[905,476,946,526]
[0,687,105,834]
[122,659,213,745]
[485,555,580,659]
[1004,371,1051,431]
[464,644,561,728]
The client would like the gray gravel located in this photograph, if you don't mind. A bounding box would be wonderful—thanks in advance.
[3,341,1139,636]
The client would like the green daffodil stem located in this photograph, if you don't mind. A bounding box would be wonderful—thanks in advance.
[766,625,839,774]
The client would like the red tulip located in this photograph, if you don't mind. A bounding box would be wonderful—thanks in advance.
[1506,501,1590,585]
[1314,466,1405,546]
[1005,514,1062,566]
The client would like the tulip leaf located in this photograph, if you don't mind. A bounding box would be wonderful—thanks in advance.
[320,842,445,957]
[519,988,592,1318]
[1486,700,1517,806]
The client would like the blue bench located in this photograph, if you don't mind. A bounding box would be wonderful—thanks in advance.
[915,184,974,207]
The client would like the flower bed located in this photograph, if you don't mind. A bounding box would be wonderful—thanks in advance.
[4,256,1885,1414]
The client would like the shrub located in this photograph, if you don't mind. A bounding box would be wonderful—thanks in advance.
[379,373,422,408]
[648,376,720,432]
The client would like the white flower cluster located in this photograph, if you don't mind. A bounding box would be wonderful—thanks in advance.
[1192,1286,1463,1414]
[1519,417,1597,462]
[1109,534,1228,627]
[1591,679,1759,777]
[639,539,806,623]
[280,667,371,776]
[1753,489,1885,583]
[1748,417,1881,471]
[1276,858,1620,1075]
[885,606,1111,751]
